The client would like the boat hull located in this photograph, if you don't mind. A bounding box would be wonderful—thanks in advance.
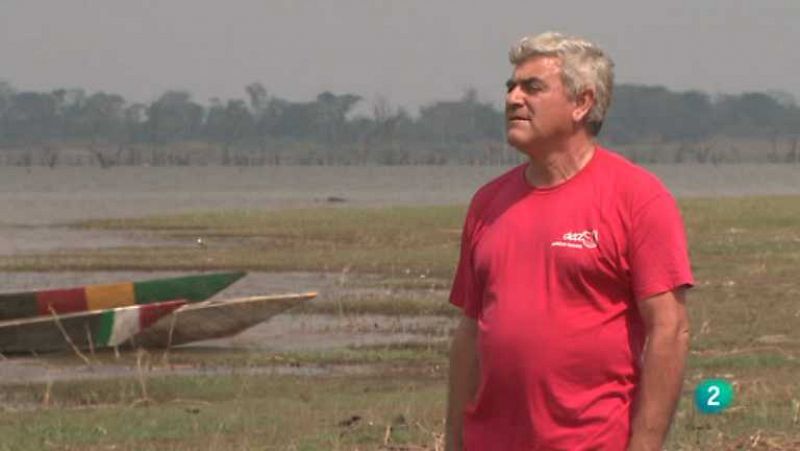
[130,292,317,348]
[0,300,186,354]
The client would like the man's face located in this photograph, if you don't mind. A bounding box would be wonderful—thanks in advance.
[505,56,578,153]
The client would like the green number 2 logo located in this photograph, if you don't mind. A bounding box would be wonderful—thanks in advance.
[695,379,733,414]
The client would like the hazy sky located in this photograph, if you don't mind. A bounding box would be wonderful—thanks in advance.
[1,0,798,113]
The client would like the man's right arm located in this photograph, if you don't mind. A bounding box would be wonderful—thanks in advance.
[445,315,480,451]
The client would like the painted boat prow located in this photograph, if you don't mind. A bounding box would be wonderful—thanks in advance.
[130,291,318,348]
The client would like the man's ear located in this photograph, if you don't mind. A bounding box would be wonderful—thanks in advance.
[572,90,595,123]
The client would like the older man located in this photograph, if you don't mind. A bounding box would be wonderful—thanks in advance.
[445,32,693,450]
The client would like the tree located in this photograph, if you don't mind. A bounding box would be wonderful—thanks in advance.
[315,91,361,149]
[145,91,204,164]
[0,81,16,147]
[5,91,58,156]
[418,88,503,148]
[121,103,147,164]
[359,96,414,164]
[78,92,126,167]
[246,82,275,164]
[715,92,787,136]
[605,85,714,145]
[206,98,253,165]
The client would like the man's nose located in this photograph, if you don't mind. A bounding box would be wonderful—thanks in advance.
[506,87,524,107]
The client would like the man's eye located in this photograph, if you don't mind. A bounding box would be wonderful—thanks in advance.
[520,81,542,93]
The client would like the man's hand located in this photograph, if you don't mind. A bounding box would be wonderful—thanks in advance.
[628,288,690,451]
[445,315,480,451]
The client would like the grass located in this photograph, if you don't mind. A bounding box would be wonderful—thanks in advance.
[1,349,798,450]
[1,196,799,448]
[35,341,453,370]
[0,206,465,276]
[0,373,446,450]
[680,197,800,351]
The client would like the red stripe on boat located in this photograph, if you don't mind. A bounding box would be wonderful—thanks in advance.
[138,300,186,329]
[36,288,88,315]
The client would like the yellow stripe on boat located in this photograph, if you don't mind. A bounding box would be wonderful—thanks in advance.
[86,283,136,310]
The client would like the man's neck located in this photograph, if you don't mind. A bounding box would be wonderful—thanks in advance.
[523,135,597,189]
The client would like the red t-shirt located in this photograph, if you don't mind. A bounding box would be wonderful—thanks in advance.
[450,147,693,450]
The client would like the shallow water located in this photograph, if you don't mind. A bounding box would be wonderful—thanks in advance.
[1,164,798,226]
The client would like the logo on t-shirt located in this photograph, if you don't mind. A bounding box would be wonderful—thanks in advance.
[551,230,599,249]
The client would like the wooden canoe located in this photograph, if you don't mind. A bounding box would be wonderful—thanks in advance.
[129,292,317,348]
[0,271,245,321]
[0,300,186,354]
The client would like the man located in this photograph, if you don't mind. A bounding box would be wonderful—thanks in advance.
[445,32,693,451]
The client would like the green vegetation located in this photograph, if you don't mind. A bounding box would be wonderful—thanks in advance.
[1,196,799,449]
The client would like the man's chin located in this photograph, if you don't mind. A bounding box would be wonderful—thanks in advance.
[506,133,534,152]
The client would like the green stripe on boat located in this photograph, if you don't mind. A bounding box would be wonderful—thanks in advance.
[134,272,246,304]
[94,310,115,346]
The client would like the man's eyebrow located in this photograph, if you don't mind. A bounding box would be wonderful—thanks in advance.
[518,76,545,84]
[506,76,547,90]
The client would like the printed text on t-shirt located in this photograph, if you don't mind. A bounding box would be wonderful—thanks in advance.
[551,230,599,249]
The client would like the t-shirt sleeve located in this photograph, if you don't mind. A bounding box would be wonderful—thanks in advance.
[629,192,694,301]
[449,211,482,318]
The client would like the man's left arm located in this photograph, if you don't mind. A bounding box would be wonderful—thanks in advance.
[628,287,690,451]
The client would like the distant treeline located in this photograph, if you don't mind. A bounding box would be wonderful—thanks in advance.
[0,80,798,166]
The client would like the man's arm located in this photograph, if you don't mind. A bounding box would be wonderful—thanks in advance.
[445,315,480,451]
[628,288,690,451]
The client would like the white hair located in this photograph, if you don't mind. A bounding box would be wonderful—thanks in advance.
[509,31,614,135]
